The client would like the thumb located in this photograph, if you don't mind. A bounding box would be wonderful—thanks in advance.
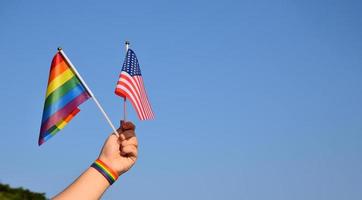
[120,120,136,132]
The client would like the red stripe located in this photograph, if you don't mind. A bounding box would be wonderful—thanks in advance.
[121,74,141,97]
[135,76,150,119]
[143,80,154,119]
[115,88,127,98]
[64,108,80,123]
[118,82,142,116]
[48,53,69,83]
[115,82,143,119]
[116,78,145,119]
[115,72,154,120]
[115,87,143,120]
[132,75,151,119]
[96,159,118,179]
[137,76,154,119]
[139,77,153,119]
[118,74,146,118]
[40,92,90,135]
[133,76,147,118]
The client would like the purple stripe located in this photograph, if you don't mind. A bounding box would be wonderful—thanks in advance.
[91,163,114,184]
[39,92,90,135]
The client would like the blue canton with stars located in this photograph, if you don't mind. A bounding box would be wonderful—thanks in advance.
[122,49,142,76]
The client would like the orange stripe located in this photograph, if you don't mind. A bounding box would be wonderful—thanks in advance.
[64,108,80,123]
[46,68,75,97]
[48,60,70,83]
[96,159,118,179]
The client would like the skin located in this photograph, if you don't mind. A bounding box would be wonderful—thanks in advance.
[53,121,138,200]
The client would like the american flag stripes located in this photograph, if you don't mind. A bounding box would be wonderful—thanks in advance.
[115,49,154,120]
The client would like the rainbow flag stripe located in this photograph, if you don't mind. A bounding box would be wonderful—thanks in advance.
[91,159,119,184]
[39,52,90,145]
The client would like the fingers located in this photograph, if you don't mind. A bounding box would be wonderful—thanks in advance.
[117,130,135,140]
[121,136,138,147]
[117,120,138,158]
[119,135,138,155]
[121,143,138,158]
[117,121,136,140]
[122,129,135,139]
[120,120,136,131]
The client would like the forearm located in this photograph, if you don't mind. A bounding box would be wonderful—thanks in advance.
[52,167,110,200]
[53,121,137,199]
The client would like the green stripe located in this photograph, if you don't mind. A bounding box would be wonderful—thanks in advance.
[43,124,61,142]
[44,124,61,138]
[44,76,81,108]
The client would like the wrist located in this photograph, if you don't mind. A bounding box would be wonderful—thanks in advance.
[98,156,128,176]
[91,159,119,185]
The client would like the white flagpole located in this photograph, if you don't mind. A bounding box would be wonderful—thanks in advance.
[57,47,119,136]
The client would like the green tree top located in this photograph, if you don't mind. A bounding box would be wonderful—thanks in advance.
[0,183,47,200]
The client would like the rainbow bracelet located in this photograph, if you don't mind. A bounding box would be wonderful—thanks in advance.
[91,159,119,185]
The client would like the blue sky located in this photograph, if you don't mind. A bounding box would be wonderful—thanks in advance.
[1,0,362,199]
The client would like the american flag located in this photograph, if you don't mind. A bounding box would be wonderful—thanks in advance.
[115,49,154,120]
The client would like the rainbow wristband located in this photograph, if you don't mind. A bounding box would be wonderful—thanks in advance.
[91,159,119,185]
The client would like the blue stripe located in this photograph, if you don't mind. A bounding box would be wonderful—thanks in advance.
[42,129,59,142]
[41,84,86,122]
[91,163,114,184]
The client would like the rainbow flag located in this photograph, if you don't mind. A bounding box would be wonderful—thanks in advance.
[39,52,90,145]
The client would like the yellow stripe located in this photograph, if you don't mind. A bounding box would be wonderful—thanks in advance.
[57,120,68,129]
[95,162,116,180]
[96,162,116,180]
[46,68,75,97]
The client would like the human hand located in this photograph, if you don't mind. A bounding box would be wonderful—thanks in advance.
[98,121,138,176]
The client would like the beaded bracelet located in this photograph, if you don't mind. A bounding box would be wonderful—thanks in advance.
[91,159,119,185]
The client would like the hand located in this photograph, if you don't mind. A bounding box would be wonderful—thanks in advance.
[53,121,138,199]
[98,121,138,176]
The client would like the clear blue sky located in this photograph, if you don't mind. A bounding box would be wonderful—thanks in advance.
[1,0,362,199]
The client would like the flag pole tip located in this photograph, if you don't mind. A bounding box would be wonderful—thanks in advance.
[57,47,62,51]
[125,41,130,45]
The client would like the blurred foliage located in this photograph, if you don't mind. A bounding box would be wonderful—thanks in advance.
[0,183,47,200]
